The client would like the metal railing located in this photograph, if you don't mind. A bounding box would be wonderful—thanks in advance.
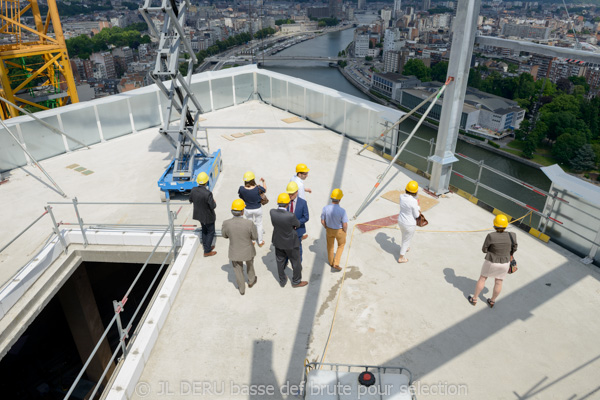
[0,198,200,398]
[64,225,177,400]
[371,127,600,260]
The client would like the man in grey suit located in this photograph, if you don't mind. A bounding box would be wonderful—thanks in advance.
[222,199,259,295]
[270,193,308,288]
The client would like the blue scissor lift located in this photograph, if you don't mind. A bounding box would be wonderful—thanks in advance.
[140,0,221,201]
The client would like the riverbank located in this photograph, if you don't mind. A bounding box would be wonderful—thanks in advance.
[337,65,546,169]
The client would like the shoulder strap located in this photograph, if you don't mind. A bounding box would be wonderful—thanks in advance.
[507,232,514,245]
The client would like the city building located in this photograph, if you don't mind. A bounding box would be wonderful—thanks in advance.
[357,0,366,10]
[354,30,370,58]
[308,7,329,19]
[548,58,585,83]
[530,53,554,80]
[90,52,117,80]
[501,23,551,40]
[423,0,431,10]
[371,72,420,100]
[399,84,525,135]
[393,0,402,19]
[383,49,410,73]
[329,0,342,19]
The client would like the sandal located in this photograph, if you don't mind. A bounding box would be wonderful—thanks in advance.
[487,298,495,308]
[468,296,477,306]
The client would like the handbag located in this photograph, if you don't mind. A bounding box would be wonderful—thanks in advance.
[258,186,269,205]
[416,212,428,227]
[507,232,518,274]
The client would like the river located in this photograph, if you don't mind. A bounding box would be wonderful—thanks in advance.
[262,18,551,225]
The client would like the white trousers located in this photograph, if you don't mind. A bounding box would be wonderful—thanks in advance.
[398,223,416,256]
[244,207,264,243]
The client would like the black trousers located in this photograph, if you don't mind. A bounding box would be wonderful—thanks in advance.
[275,246,302,285]
[200,222,215,253]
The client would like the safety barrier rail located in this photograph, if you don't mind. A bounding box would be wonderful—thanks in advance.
[63,225,178,400]
[371,126,600,262]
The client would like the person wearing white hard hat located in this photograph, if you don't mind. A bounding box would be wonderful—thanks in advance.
[238,171,267,247]
[189,172,217,257]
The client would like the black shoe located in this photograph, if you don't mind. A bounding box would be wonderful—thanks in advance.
[279,280,287,287]
[249,277,257,288]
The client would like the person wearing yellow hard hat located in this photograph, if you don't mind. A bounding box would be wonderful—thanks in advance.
[222,199,259,296]
[321,188,348,271]
[397,180,421,263]
[468,214,518,308]
[270,192,308,288]
[290,163,312,200]
[285,181,309,261]
[238,171,267,247]
[189,171,217,257]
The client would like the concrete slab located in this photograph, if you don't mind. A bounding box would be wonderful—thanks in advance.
[1,101,599,399]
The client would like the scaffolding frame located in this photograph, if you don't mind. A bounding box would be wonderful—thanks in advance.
[0,0,78,119]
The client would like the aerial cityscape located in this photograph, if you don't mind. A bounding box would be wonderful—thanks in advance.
[1,0,600,176]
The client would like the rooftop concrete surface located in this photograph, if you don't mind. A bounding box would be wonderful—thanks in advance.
[1,101,599,399]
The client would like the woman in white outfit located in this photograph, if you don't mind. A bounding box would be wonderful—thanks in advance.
[238,171,266,247]
[397,180,420,263]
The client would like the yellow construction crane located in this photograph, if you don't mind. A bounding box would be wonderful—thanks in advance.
[0,0,78,120]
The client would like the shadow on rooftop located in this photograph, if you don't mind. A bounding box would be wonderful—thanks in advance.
[374,231,401,261]
[382,261,598,397]
[443,267,489,300]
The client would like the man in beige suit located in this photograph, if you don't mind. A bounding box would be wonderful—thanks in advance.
[222,199,259,295]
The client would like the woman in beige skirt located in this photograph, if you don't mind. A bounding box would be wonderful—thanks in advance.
[468,214,518,308]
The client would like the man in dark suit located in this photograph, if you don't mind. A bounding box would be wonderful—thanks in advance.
[222,199,258,295]
[189,172,217,257]
[286,181,309,260]
[270,193,308,288]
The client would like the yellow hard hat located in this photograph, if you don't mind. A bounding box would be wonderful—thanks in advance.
[331,188,343,200]
[493,214,509,229]
[286,181,299,193]
[296,163,310,173]
[231,199,246,211]
[196,172,209,185]
[243,171,255,182]
[277,192,291,204]
[405,180,418,193]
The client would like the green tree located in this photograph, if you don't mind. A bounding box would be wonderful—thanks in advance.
[402,59,430,82]
[543,112,590,142]
[534,78,556,97]
[365,56,373,61]
[522,137,537,159]
[570,144,597,172]
[431,61,448,82]
[515,73,536,99]
[515,120,530,140]
[552,132,587,164]
[467,68,482,89]
[539,94,579,119]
